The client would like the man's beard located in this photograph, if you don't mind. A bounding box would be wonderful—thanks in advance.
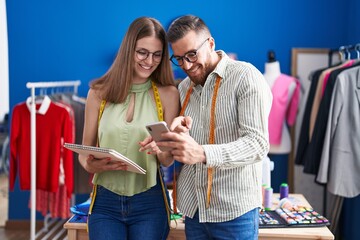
[187,61,212,86]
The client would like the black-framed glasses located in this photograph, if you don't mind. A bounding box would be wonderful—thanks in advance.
[135,49,163,63]
[170,38,210,66]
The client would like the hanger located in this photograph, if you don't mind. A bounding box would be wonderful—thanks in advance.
[345,46,351,60]
[355,43,360,59]
[34,88,46,103]
[338,46,347,62]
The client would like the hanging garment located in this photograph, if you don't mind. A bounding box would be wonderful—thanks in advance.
[303,62,360,174]
[55,93,90,194]
[295,68,325,165]
[10,96,74,197]
[268,74,300,145]
[295,62,346,167]
[317,66,360,198]
[309,61,355,138]
[32,185,71,219]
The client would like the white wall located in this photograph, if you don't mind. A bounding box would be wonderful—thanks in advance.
[0,0,9,122]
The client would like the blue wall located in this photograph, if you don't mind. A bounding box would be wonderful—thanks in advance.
[348,0,360,44]
[6,0,359,238]
[6,0,351,106]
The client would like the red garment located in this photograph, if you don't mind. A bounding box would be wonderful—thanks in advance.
[33,186,71,219]
[10,99,74,197]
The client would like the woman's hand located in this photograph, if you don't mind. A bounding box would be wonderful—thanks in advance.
[81,155,128,174]
[138,136,162,155]
[138,135,174,167]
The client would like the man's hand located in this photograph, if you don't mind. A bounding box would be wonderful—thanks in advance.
[157,131,206,165]
[169,116,192,134]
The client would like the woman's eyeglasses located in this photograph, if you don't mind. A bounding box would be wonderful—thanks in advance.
[170,38,210,66]
[135,49,162,63]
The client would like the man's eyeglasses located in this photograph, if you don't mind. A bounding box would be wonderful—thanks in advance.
[135,49,162,63]
[170,38,210,66]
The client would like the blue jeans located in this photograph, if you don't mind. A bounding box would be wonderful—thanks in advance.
[185,208,259,240]
[88,180,170,240]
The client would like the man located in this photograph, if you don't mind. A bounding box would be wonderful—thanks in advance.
[158,15,272,239]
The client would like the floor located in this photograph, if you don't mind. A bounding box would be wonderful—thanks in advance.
[0,225,67,240]
[0,227,30,240]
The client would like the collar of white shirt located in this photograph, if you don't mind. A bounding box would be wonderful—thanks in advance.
[26,95,51,115]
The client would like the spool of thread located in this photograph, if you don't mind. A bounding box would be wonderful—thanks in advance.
[278,197,293,210]
[280,183,289,200]
[262,156,271,187]
[262,184,268,206]
[264,187,273,210]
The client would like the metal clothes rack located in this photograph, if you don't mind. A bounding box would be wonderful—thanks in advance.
[26,80,81,240]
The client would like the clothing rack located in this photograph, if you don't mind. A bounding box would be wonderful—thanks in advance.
[325,44,359,209]
[26,80,81,240]
[325,44,359,235]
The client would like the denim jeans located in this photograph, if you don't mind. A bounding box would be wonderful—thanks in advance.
[185,208,259,240]
[88,179,170,240]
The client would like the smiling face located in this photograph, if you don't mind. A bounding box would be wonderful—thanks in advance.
[133,35,163,84]
[170,31,215,86]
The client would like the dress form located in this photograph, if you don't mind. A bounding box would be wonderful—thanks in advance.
[264,54,296,154]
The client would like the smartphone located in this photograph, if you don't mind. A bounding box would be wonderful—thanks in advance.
[145,121,173,151]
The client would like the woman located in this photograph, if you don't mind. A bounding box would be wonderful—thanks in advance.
[79,17,180,240]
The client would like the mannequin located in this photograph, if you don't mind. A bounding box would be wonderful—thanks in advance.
[264,51,297,154]
[263,50,299,189]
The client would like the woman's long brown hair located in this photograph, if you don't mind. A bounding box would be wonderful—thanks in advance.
[90,17,175,103]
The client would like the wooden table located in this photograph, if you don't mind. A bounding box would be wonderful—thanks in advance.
[64,194,334,240]
[64,220,88,240]
[259,194,334,240]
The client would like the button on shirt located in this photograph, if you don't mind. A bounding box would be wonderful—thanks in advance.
[176,51,272,223]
